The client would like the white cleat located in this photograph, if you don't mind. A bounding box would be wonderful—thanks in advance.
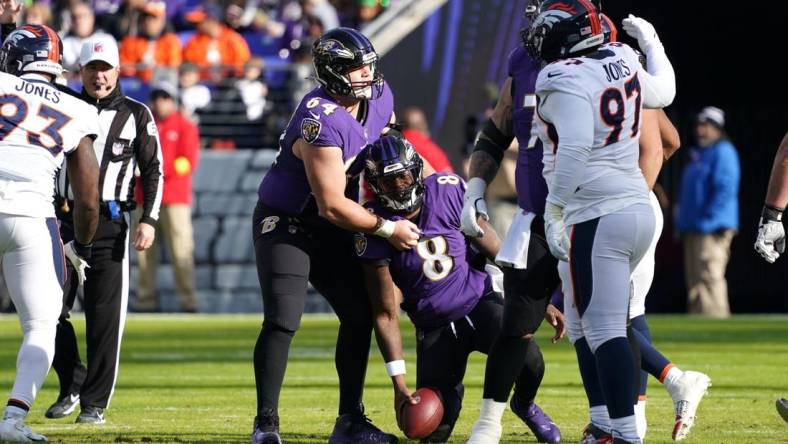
[666,370,711,441]
[0,417,48,442]
[466,418,502,444]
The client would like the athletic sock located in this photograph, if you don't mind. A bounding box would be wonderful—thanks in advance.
[661,365,684,386]
[595,337,636,419]
[335,321,372,415]
[479,398,506,423]
[254,321,295,416]
[482,335,529,402]
[610,414,640,442]
[634,399,647,439]
[3,403,27,421]
[590,405,611,432]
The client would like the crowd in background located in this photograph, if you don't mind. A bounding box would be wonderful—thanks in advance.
[15,0,396,148]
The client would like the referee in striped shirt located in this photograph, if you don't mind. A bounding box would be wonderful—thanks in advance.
[46,35,163,424]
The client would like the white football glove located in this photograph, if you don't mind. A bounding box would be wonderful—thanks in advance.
[461,177,489,238]
[544,201,570,262]
[754,218,785,263]
[64,241,91,286]
[622,14,661,52]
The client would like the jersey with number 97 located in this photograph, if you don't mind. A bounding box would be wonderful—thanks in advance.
[536,42,650,226]
[0,71,99,218]
[355,173,492,329]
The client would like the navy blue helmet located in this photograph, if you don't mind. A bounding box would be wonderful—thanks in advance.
[524,0,604,63]
[312,27,383,99]
[0,24,64,78]
[364,135,425,214]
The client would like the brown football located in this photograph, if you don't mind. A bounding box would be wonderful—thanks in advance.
[398,387,444,439]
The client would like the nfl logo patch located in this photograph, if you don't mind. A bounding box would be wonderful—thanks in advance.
[354,233,367,256]
[301,118,321,144]
[112,141,126,156]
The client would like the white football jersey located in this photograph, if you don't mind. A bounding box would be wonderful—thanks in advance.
[537,42,650,226]
[0,72,99,218]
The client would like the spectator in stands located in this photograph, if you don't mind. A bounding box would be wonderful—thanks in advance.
[119,1,182,84]
[134,83,200,313]
[62,2,111,73]
[179,62,211,121]
[677,106,740,318]
[22,2,52,26]
[358,0,389,24]
[301,0,339,31]
[236,57,269,121]
[401,106,453,172]
[288,45,314,104]
[182,3,251,78]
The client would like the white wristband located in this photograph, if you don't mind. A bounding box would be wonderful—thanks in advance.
[373,218,396,239]
[385,359,406,377]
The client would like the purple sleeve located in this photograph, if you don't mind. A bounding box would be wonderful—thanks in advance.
[354,232,394,262]
[550,284,564,312]
[299,107,347,148]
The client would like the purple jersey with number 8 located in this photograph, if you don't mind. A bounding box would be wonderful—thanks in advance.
[355,173,492,329]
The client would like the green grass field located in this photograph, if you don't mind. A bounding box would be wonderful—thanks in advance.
[0,314,786,443]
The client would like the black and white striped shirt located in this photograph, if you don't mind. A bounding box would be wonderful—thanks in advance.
[56,86,163,225]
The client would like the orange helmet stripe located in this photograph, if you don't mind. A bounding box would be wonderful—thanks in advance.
[578,0,602,35]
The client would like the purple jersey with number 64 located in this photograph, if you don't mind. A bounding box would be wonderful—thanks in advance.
[356,173,492,329]
[258,82,394,215]
[509,46,548,216]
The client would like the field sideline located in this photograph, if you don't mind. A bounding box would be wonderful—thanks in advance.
[0,314,786,443]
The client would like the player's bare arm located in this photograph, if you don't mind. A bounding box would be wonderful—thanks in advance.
[639,109,665,190]
[461,78,516,237]
[470,218,501,261]
[656,108,681,160]
[765,131,788,209]
[755,131,788,263]
[66,136,100,245]
[298,139,420,250]
[361,262,418,413]
[468,77,515,184]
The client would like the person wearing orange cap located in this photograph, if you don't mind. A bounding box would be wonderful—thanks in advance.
[119,1,182,83]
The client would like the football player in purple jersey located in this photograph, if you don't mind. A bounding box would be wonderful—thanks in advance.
[251,28,420,444]
[461,2,563,442]
[356,135,564,443]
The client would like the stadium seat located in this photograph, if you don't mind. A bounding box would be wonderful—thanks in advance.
[214,265,259,290]
[193,151,252,192]
[192,217,220,263]
[251,149,279,169]
[214,217,255,263]
[197,192,258,216]
[240,171,266,192]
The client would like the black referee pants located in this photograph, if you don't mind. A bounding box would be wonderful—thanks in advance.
[53,211,130,409]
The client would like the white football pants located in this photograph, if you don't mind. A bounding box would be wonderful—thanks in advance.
[0,214,64,407]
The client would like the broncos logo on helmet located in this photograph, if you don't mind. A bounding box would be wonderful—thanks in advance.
[525,0,604,63]
[312,27,384,100]
[0,24,64,78]
[364,135,425,214]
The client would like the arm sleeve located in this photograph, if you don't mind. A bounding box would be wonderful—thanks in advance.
[635,42,676,109]
[355,232,394,262]
[541,91,595,208]
[134,105,164,225]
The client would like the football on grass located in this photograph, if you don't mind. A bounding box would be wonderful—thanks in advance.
[398,387,444,439]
